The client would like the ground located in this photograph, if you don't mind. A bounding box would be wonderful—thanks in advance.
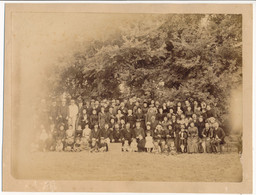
[13,145,242,182]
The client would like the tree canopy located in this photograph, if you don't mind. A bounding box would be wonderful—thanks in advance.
[47,14,242,123]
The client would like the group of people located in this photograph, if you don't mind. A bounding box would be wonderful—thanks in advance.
[37,96,226,154]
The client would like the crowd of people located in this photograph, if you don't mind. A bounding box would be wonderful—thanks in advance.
[37,96,226,154]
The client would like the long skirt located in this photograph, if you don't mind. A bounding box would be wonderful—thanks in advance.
[187,137,198,153]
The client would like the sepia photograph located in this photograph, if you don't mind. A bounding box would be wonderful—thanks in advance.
[2,3,253,193]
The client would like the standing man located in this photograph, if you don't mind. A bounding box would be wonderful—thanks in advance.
[68,99,79,130]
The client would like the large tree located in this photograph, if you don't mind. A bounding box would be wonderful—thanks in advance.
[48,14,242,123]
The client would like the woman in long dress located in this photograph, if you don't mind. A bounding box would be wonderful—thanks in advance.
[187,122,199,153]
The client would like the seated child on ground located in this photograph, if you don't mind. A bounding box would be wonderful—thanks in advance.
[130,138,138,152]
[152,140,161,154]
[160,139,169,154]
[90,138,99,153]
[99,137,108,152]
[122,140,130,152]
[80,136,90,151]
[73,137,82,152]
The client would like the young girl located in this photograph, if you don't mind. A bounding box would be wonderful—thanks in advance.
[130,138,138,152]
[145,131,154,152]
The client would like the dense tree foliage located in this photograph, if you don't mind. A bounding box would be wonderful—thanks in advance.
[47,14,242,123]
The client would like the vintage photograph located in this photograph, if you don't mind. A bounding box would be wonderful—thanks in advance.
[3,3,253,193]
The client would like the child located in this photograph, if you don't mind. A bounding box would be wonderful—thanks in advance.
[160,139,169,154]
[90,138,99,153]
[122,140,130,152]
[75,125,83,138]
[39,126,49,152]
[80,137,90,151]
[73,137,82,152]
[82,124,91,140]
[137,135,146,152]
[144,131,154,152]
[99,137,108,152]
[179,125,188,153]
[55,138,64,152]
[152,140,161,154]
[169,141,177,155]
[130,138,138,152]
[65,137,74,152]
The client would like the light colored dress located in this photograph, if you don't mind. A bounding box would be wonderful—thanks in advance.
[145,136,154,149]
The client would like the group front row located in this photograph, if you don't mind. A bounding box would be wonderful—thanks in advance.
[37,117,226,154]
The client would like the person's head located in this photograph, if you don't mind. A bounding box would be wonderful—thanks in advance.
[135,101,139,107]
[75,137,81,143]
[128,109,132,115]
[143,102,147,107]
[194,100,198,105]
[192,114,197,120]
[169,108,174,114]
[82,109,87,114]
[151,100,155,105]
[170,141,175,147]
[214,122,219,129]
[187,106,192,111]
[199,116,203,122]
[206,105,211,111]
[163,116,168,122]
[159,108,163,113]
[61,99,66,106]
[146,131,151,136]
[59,125,64,131]
[69,125,73,130]
[117,109,122,114]
[109,107,113,113]
[163,102,167,107]
[155,101,160,106]
[92,109,97,115]
[205,123,210,129]
[70,99,75,105]
[185,100,190,106]
[135,121,141,128]
[77,125,82,130]
[126,122,131,129]
[85,124,89,129]
[94,124,98,129]
[110,118,115,124]
[146,125,151,130]
[137,107,142,113]
[172,115,176,121]
[124,140,129,145]
[153,140,159,147]
[101,107,105,112]
[177,102,181,107]
[104,123,109,129]
[151,115,156,121]
[190,122,195,127]
[201,102,206,109]
[114,123,120,129]
[167,125,172,130]
[120,119,125,125]
[184,118,189,124]
[95,100,99,106]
